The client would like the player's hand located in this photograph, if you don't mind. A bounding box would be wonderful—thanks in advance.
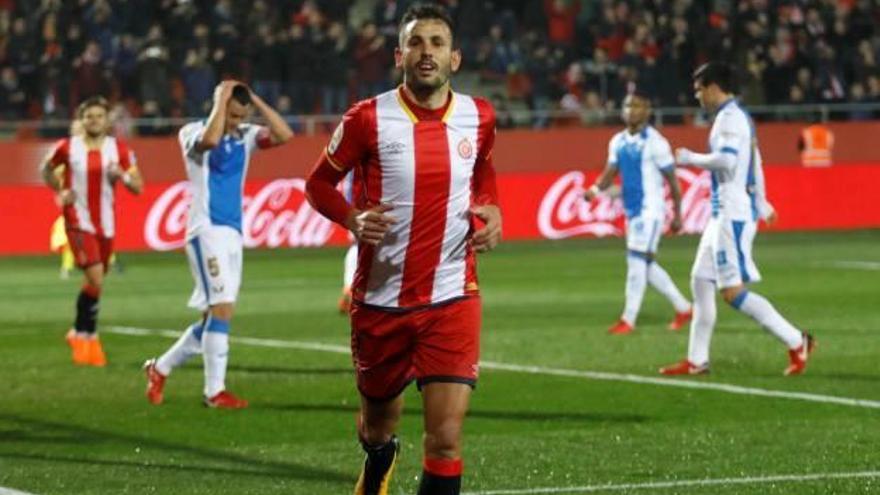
[213,80,238,102]
[583,184,600,201]
[675,147,694,165]
[57,189,76,206]
[670,213,683,233]
[345,204,397,246]
[764,210,778,226]
[107,162,123,182]
[471,204,502,253]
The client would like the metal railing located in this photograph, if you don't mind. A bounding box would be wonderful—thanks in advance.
[1,102,878,139]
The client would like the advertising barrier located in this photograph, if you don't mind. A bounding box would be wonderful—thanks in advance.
[3,164,879,255]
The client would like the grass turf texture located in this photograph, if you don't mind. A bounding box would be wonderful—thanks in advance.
[1,230,878,494]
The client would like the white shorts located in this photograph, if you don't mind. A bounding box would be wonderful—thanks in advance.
[691,217,761,289]
[626,216,663,254]
[186,226,243,311]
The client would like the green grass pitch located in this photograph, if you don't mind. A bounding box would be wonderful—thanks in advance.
[1,231,878,494]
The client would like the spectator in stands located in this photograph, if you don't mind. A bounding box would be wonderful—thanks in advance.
[282,23,316,115]
[73,41,110,104]
[353,21,390,100]
[250,24,283,106]
[113,34,139,100]
[544,0,580,50]
[0,66,26,119]
[316,21,350,115]
[137,25,171,116]
[181,48,216,117]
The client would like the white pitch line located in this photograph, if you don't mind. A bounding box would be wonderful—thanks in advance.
[816,260,880,271]
[106,326,880,410]
[462,470,880,494]
[0,487,40,495]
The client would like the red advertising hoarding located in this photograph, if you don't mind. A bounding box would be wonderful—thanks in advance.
[3,164,879,255]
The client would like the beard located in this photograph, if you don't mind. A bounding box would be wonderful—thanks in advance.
[405,63,451,93]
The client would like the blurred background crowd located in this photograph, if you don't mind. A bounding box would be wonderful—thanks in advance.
[1,0,878,134]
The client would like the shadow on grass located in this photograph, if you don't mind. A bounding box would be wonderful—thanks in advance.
[0,413,350,483]
[260,403,649,424]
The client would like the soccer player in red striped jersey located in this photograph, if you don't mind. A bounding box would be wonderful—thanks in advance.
[40,96,144,366]
[306,4,501,494]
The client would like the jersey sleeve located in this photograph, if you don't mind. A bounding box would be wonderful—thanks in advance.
[473,98,499,206]
[178,122,206,160]
[243,124,273,152]
[46,139,70,169]
[653,135,675,172]
[325,101,373,172]
[606,134,619,168]
[115,139,137,171]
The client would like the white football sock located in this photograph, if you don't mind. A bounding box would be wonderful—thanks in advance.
[732,291,802,349]
[203,318,230,397]
[155,322,203,376]
[687,277,717,366]
[648,263,691,313]
[621,254,649,326]
[343,244,358,288]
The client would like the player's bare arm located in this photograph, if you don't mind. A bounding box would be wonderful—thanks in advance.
[248,90,294,146]
[196,81,236,151]
[40,155,75,206]
[471,204,502,253]
[662,167,683,232]
[584,164,618,201]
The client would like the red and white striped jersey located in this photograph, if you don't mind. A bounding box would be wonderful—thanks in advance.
[326,87,497,309]
[47,135,136,237]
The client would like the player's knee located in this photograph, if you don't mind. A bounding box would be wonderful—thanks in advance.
[209,303,235,320]
[721,287,744,306]
[423,420,463,459]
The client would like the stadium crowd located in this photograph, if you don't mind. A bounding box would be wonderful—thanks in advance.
[0,0,878,129]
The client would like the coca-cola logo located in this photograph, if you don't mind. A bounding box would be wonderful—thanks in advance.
[537,169,714,240]
[145,179,337,250]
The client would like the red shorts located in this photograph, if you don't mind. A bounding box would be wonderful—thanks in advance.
[350,296,481,401]
[66,229,113,271]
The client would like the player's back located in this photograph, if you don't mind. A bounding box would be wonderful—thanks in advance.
[609,126,674,219]
[708,100,758,221]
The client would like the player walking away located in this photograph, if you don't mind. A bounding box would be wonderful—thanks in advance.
[584,91,692,335]
[41,96,143,367]
[305,4,502,494]
[338,170,359,314]
[143,81,293,408]
[660,62,814,377]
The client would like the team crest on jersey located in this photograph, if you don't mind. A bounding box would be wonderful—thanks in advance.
[328,122,344,155]
[457,137,473,159]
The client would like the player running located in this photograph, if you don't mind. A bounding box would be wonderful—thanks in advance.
[660,62,814,376]
[41,96,143,366]
[306,4,501,494]
[584,91,692,334]
[143,81,293,408]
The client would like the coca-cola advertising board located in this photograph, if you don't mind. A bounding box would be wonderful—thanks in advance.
[2,164,880,255]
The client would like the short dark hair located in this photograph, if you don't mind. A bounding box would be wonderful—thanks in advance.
[77,96,110,118]
[693,62,738,94]
[231,84,252,105]
[399,3,455,44]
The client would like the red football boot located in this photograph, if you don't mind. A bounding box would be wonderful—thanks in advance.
[204,390,249,409]
[608,319,634,335]
[667,310,693,331]
[659,359,709,376]
[784,333,816,376]
[143,358,166,405]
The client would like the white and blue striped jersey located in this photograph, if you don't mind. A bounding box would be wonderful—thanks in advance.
[708,99,761,221]
[607,126,675,219]
[179,121,264,240]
